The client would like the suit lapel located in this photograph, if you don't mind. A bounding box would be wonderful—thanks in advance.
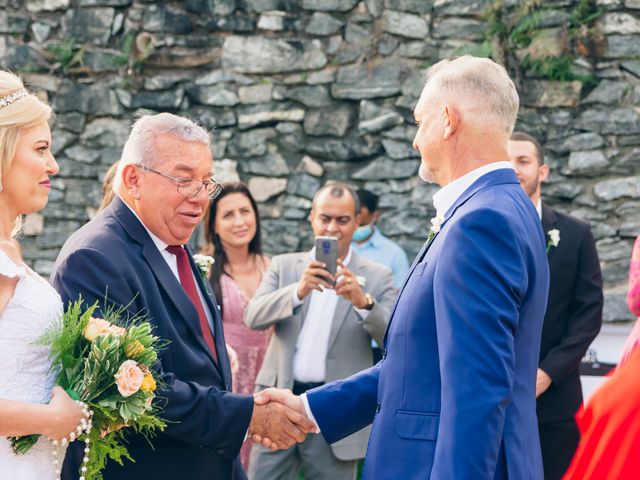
[541,203,559,261]
[383,168,521,348]
[113,198,222,374]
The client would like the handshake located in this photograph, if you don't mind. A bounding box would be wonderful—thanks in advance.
[248,389,317,450]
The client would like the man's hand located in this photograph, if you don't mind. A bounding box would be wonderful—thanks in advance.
[334,259,368,309]
[251,388,316,450]
[249,389,316,451]
[535,368,552,398]
[296,260,334,300]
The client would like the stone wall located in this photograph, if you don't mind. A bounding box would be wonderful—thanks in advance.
[1,0,639,322]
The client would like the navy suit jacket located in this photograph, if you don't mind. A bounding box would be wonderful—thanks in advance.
[537,203,603,424]
[307,169,550,479]
[52,197,253,480]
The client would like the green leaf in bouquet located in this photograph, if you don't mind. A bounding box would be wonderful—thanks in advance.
[97,396,120,410]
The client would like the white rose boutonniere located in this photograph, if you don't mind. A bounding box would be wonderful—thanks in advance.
[356,275,366,288]
[546,229,560,253]
[428,215,445,242]
[193,254,215,280]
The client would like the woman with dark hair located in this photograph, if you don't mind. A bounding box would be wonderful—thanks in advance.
[202,181,271,469]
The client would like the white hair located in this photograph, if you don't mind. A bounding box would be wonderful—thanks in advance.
[113,112,211,192]
[424,55,519,135]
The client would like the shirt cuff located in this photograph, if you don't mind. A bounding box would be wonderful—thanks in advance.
[292,284,304,308]
[354,307,372,319]
[300,393,321,433]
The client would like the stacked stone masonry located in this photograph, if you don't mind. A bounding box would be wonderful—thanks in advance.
[1,0,639,323]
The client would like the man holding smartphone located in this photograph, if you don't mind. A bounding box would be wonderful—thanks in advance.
[244,182,397,480]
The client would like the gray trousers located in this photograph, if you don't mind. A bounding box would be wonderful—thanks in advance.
[248,433,357,480]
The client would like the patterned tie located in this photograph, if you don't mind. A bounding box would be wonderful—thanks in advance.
[166,245,218,364]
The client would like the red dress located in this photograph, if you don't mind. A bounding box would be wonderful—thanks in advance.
[563,348,640,479]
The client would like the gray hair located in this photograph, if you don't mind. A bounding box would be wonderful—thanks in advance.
[113,112,211,192]
[425,55,519,135]
[312,182,360,215]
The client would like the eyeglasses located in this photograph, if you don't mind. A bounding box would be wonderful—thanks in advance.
[135,164,223,199]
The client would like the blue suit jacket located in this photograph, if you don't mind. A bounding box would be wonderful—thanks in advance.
[307,169,549,479]
[52,197,253,480]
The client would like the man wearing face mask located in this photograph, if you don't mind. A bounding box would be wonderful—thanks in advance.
[352,189,410,289]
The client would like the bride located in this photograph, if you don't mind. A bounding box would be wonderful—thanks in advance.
[0,71,84,479]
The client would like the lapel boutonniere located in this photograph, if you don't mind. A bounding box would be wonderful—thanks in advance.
[427,215,445,242]
[546,229,560,253]
[193,254,215,281]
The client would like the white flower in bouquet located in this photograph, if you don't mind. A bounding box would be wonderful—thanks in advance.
[193,254,215,279]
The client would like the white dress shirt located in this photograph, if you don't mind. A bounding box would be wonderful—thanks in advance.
[291,247,371,383]
[119,196,215,332]
[432,161,514,217]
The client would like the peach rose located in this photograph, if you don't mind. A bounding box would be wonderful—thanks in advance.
[107,325,127,337]
[114,360,144,397]
[83,317,113,342]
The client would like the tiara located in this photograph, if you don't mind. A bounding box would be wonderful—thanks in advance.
[0,89,28,108]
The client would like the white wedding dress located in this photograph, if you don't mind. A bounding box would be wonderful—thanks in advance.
[0,250,64,479]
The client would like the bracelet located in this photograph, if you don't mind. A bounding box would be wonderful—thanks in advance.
[51,400,93,479]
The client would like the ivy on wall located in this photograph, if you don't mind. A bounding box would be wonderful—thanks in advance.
[462,0,604,87]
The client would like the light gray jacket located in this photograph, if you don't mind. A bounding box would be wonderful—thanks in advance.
[244,250,397,460]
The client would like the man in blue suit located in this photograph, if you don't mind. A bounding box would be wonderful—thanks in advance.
[52,113,314,479]
[255,56,550,479]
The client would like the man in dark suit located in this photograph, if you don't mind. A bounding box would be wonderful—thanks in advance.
[509,131,604,480]
[52,113,314,480]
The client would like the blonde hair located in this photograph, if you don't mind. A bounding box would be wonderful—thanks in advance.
[425,55,519,135]
[98,160,119,212]
[0,71,53,235]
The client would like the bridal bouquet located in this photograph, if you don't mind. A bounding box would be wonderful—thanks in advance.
[9,298,167,480]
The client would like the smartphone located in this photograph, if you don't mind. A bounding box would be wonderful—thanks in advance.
[315,236,338,285]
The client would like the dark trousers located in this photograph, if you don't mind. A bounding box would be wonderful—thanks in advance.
[539,420,580,480]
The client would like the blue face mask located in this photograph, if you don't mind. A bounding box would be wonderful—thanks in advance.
[353,224,374,242]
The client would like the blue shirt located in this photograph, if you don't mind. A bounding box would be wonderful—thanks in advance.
[352,228,410,289]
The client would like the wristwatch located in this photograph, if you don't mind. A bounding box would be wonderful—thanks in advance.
[364,293,375,310]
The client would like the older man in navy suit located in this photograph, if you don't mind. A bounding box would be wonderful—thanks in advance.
[255,56,550,479]
[52,113,314,479]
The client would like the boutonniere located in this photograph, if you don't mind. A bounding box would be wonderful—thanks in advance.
[193,254,215,281]
[546,229,560,253]
[356,275,366,288]
[427,215,445,242]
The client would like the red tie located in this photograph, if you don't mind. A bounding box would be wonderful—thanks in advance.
[166,245,218,364]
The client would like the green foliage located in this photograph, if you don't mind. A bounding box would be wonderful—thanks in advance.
[521,54,596,84]
[110,32,154,73]
[481,0,602,84]
[452,40,494,59]
[110,32,135,68]
[84,428,133,480]
[46,39,85,73]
